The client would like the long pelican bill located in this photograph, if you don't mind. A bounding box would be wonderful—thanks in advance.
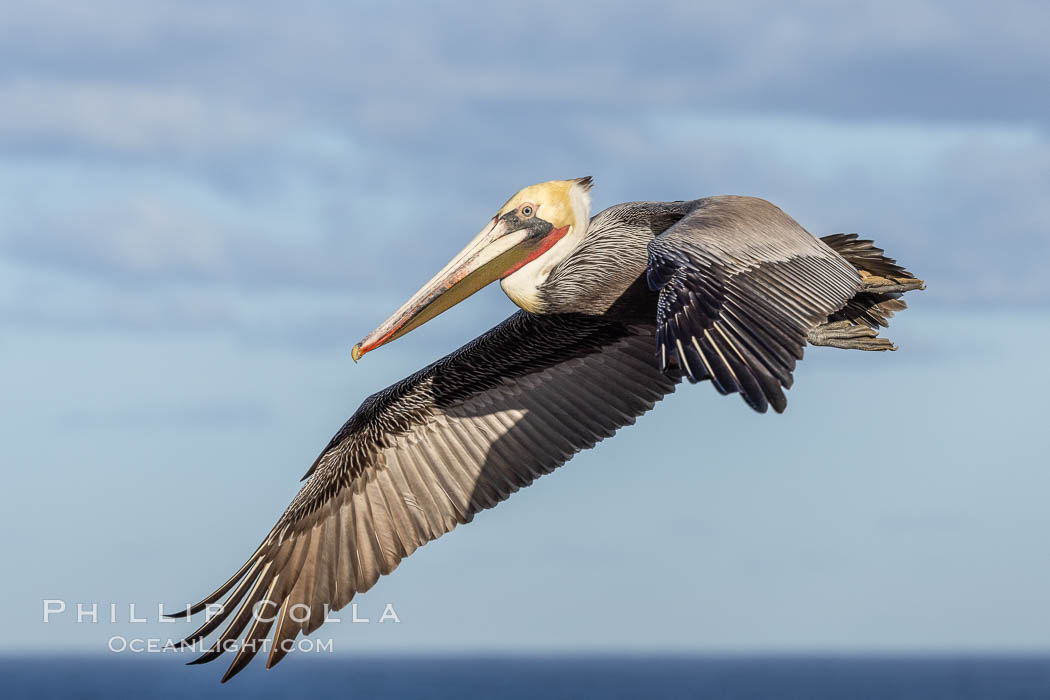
[352,216,533,361]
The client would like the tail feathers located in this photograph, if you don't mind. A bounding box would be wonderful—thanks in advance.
[821,233,914,279]
[812,233,924,348]
[829,293,908,330]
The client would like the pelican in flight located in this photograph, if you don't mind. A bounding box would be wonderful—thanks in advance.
[171,177,923,680]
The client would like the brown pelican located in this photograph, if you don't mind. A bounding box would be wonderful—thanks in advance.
[170,177,923,680]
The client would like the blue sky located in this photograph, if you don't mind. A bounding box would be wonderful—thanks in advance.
[3,0,1050,663]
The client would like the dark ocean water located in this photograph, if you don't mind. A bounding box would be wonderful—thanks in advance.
[4,655,1050,699]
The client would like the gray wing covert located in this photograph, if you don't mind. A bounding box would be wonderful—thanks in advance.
[647,196,860,413]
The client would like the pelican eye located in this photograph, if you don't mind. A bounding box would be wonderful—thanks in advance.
[520,204,535,218]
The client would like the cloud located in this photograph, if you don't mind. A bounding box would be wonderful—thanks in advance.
[2,193,357,290]
[2,111,1047,349]
[0,255,509,354]
[4,1,1050,137]
[0,80,290,157]
[1,0,1048,347]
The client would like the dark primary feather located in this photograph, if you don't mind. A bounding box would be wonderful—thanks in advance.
[647,196,861,413]
[172,311,679,681]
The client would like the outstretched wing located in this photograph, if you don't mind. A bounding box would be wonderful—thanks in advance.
[647,196,861,413]
[170,311,679,681]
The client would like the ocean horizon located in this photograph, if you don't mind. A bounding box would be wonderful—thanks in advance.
[4,653,1050,699]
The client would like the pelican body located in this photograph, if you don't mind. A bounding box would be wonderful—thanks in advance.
[172,177,924,680]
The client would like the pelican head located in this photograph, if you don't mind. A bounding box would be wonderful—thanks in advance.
[351,176,593,361]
